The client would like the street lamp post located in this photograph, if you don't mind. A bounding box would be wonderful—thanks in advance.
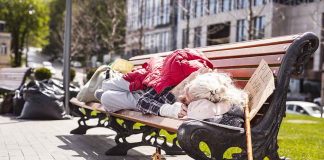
[26,9,35,67]
[63,0,72,115]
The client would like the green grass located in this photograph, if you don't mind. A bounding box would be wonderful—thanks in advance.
[129,114,323,159]
[278,114,324,160]
[160,114,324,159]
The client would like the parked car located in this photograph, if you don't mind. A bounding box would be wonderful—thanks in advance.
[71,61,82,68]
[313,97,324,114]
[286,101,323,118]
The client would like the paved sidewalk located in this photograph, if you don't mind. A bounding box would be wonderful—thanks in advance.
[0,115,193,160]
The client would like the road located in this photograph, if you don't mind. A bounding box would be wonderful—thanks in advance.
[27,48,85,86]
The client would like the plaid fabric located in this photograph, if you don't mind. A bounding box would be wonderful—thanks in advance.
[136,87,176,115]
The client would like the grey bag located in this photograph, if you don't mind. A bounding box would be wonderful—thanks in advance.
[18,79,69,119]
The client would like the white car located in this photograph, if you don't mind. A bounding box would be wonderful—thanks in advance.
[286,101,323,118]
[71,61,82,68]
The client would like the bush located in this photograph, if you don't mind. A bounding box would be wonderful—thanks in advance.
[70,68,76,81]
[62,68,76,82]
[34,67,52,81]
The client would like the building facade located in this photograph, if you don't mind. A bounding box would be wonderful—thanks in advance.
[125,0,324,100]
[0,21,11,67]
[126,1,323,67]
[125,0,178,58]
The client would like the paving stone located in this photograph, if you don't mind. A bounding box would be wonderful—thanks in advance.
[0,115,193,160]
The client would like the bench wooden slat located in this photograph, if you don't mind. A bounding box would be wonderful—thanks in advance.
[218,67,279,78]
[0,68,31,73]
[129,43,289,67]
[129,34,297,61]
[0,68,31,91]
[204,43,289,59]
[70,98,106,112]
[110,110,183,133]
[130,43,289,64]
[0,76,26,80]
[233,80,248,88]
[211,54,284,69]
[70,98,183,132]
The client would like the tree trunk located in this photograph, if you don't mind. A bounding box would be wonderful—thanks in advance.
[12,32,21,67]
[185,0,191,48]
[138,0,144,55]
[247,0,254,40]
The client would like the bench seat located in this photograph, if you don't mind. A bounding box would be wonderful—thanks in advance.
[70,97,184,132]
[70,32,319,160]
[0,67,32,93]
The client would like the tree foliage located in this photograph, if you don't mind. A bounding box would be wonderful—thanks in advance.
[44,0,126,66]
[42,0,65,59]
[0,0,49,66]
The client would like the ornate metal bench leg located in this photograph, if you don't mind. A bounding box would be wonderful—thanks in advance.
[70,108,108,134]
[162,137,185,155]
[105,116,185,156]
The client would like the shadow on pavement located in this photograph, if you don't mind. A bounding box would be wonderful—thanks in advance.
[57,135,152,160]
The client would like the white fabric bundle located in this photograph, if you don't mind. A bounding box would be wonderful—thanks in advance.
[159,102,183,118]
[187,99,232,120]
[183,72,248,120]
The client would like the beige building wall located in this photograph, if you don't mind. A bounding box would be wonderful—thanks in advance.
[0,32,11,67]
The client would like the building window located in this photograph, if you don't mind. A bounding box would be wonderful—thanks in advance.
[222,0,232,12]
[0,43,7,55]
[253,0,266,6]
[236,16,265,41]
[181,0,189,20]
[159,0,164,25]
[236,19,246,42]
[165,0,170,24]
[194,27,202,47]
[182,29,188,48]
[196,0,203,17]
[235,0,247,9]
[200,0,205,16]
[207,22,230,45]
[209,0,217,14]
[165,32,169,51]
[253,16,265,39]
[205,0,210,15]
[193,0,197,18]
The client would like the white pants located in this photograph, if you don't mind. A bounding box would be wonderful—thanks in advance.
[100,77,141,112]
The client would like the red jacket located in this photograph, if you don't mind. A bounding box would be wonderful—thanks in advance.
[123,57,163,91]
[123,49,213,93]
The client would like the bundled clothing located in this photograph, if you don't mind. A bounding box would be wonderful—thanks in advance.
[123,57,163,91]
[99,77,144,112]
[123,49,213,93]
[100,49,215,121]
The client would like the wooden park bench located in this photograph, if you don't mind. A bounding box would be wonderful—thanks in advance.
[0,67,32,94]
[70,32,319,160]
[0,67,32,113]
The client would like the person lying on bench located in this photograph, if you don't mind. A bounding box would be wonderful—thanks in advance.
[97,48,213,114]
[136,71,247,128]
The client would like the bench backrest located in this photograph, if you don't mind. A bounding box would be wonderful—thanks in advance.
[128,33,319,130]
[130,34,297,88]
[0,67,32,92]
